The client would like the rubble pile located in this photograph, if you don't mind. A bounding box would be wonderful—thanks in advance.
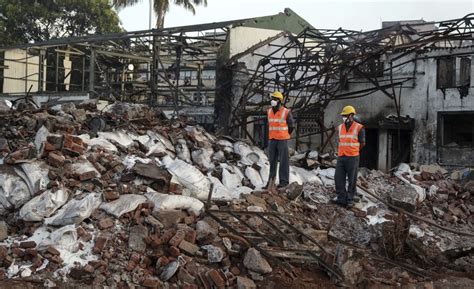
[0,100,473,288]
[0,101,322,288]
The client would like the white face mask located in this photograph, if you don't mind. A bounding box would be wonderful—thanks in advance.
[270,100,278,107]
[342,117,348,123]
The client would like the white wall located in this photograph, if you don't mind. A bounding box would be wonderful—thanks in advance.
[3,49,39,94]
[228,27,281,59]
[323,47,474,167]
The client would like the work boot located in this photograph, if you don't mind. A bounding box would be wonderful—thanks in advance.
[351,196,361,203]
[330,197,347,208]
[277,183,288,189]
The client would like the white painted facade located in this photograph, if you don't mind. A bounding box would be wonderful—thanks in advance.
[3,49,41,94]
[324,47,474,169]
[227,27,281,59]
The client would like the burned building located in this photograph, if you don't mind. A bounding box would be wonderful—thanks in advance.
[221,15,474,171]
[1,11,473,171]
[0,9,312,130]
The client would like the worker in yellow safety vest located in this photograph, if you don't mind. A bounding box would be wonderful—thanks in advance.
[265,91,295,189]
[332,105,366,208]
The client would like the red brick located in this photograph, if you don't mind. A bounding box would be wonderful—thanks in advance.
[47,246,61,256]
[157,256,169,267]
[32,256,43,269]
[72,136,84,146]
[25,248,38,257]
[230,266,241,276]
[20,241,36,249]
[168,230,186,247]
[77,227,87,236]
[184,230,197,244]
[127,253,140,264]
[142,278,161,288]
[70,143,85,154]
[179,240,199,256]
[63,135,74,149]
[93,236,108,254]
[78,170,97,181]
[160,230,175,244]
[0,245,8,258]
[103,191,119,201]
[183,216,195,225]
[98,218,114,230]
[84,264,95,273]
[50,255,62,264]
[88,260,106,269]
[208,270,225,289]
[43,141,57,152]
[126,261,137,271]
[168,246,180,258]
[12,247,25,258]
[182,284,198,289]
[48,152,65,167]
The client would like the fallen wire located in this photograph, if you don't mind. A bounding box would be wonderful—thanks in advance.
[357,183,474,238]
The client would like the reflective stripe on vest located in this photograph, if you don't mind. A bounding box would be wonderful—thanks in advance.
[338,122,363,157]
[268,107,290,140]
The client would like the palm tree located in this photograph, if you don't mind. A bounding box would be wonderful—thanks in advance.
[113,0,207,29]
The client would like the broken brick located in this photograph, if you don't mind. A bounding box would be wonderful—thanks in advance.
[142,278,161,288]
[93,236,108,254]
[126,261,137,271]
[98,217,115,230]
[208,269,225,289]
[84,264,95,273]
[103,190,120,201]
[184,230,197,244]
[48,151,65,167]
[169,230,186,247]
[43,141,57,152]
[130,252,141,263]
[20,241,36,249]
[77,170,97,181]
[156,256,169,268]
[47,246,61,256]
[12,247,25,258]
[169,246,181,257]
[25,248,38,257]
[179,240,199,256]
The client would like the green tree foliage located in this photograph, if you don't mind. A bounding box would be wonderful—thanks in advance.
[0,0,123,45]
[113,0,207,28]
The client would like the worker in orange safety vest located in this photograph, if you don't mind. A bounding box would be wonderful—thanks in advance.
[332,105,366,208]
[265,91,295,189]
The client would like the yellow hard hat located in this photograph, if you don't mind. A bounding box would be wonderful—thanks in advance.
[271,91,284,101]
[341,105,356,115]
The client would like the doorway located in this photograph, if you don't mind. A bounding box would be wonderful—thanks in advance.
[360,128,378,169]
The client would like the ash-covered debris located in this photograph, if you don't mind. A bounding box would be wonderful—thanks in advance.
[0,100,473,288]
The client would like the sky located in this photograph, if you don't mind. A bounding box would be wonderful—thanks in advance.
[118,0,474,32]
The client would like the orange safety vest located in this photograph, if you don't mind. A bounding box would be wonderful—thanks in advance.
[268,107,291,140]
[338,122,363,157]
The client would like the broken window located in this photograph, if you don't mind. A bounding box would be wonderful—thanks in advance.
[437,56,471,89]
[459,57,471,87]
[355,57,384,77]
[441,113,474,147]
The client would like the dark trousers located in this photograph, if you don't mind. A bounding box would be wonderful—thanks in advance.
[335,156,359,204]
[268,139,289,186]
